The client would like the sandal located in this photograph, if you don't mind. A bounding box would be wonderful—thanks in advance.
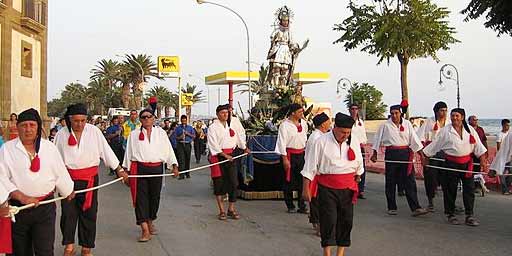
[387,210,397,215]
[150,225,158,235]
[218,212,227,220]
[63,248,75,256]
[138,233,151,242]
[80,248,93,256]
[447,215,460,225]
[465,216,480,227]
[227,210,240,220]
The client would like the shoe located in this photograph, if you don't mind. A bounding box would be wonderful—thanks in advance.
[218,212,227,221]
[287,208,296,214]
[178,176,185,180]
[227,210,240,220]
[63,248,75,256]
[411,208,429,217]
[465,216,480,227]
[357,193,366,199]
[297,208,309,214]
[387,210,398,215]
[503,191,511,195]
[81,248,93,256]
[138,232,151,242]
[186,174,191,179]
[398,191,405,197]
[447,215,460,225]
[149,225,158,235]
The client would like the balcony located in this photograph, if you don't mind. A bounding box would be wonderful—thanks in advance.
[21,0,46,33]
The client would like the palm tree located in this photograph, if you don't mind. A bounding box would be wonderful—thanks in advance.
[117,63,134,109]
[90,59,120,90]
[236,64,269,95]
[122,54,160,109]
[181,83,206,118]
[145,85,173,118]
[85,79,107,115]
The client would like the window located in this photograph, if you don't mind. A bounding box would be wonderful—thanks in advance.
[21,40,33,78]
[23,0,46,25]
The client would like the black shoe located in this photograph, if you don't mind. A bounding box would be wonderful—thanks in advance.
[178,176,185,180]
[287,208,296,214]
[196,160,200,164]
[297,208,309,214]
[186,174,191,179]
[358,193,366,199]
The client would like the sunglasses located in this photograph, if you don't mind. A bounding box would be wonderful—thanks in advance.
[140,115,153,119]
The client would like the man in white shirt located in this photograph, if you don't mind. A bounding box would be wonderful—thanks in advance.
[417,101,449,211]
[490,122,512,194]
[496,119,510,151]
[208,104,250,221]
[275,103,309,213]
[371,101,428,217]
[304,112,331,235]
[123,108,179,242]
[422,108,488,226]
[55,103,129,256]
[0,108,75,255]
[302,113,364,256]
[348,103,368,199]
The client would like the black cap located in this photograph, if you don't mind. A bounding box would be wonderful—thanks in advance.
[334,113,355,128]
[433,101,447,113]
[65,103,88,117]
[313,112,329,127]
[17,108,42,153]
[216,104,230,113]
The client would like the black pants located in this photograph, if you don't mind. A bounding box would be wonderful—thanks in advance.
[61,176,99,248]
[177,142,192,178]
[424,152,443,204]
[439,161,475,216]
[384,148,421,211]
[318,185,354,247]
[358,147,366,193]
[309,197,320,224]
[283,152,306,210]
[10,200,56,256]
[193,138,204,163]
[135,163,163,225]
[212,155,238,202]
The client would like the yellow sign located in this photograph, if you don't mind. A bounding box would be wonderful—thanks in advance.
[181,93,193,106]
[157,56,180,78]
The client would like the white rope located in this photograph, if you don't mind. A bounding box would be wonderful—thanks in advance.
[8,153,248,217]
[371,159,512,176]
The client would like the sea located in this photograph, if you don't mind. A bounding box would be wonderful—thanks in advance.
[479,119,504,136]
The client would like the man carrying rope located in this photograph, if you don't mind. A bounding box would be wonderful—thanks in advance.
[417,101,450,212]
[123,107,179,242]
[422,108,487,226]
[302,113,364,256]
[371,101,428,217]
[208,104,249,220]
[55,103,129,256]
[0,108,75,255]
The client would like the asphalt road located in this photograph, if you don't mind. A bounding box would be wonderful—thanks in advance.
[51,157,512,256]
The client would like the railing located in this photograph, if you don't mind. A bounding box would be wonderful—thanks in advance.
[23,0,46,26]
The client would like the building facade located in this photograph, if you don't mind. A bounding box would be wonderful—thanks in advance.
[0,0,47,123]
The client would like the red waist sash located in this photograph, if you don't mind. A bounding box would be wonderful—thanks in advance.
[316,173,359,204]
[386,146,414,176]
[209,148,234,178]
[0,216,11,253]
[129,162,162,207]
[285,148,305,182]
[445,154,473,178]
[68,166,98,211]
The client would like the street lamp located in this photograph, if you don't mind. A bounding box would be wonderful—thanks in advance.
[116,54,145,109]
[438,64,460,108]
[336,77,353,104]
[196,0,252,110]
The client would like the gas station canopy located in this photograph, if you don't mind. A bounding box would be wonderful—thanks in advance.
[204,71,329,85]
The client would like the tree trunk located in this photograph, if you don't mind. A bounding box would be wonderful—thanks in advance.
[133,81,143,110]
[121,84,130,109]
[186,106,192,119]
[398,53,410,118]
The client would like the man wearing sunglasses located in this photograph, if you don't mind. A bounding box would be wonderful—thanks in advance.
[123,109,179,242]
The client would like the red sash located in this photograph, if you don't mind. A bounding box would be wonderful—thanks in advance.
[310,175,319,198]
[317,173,359,204]
[386,146,414,176]
[209,148,234,178]
[68,166,98,211]
[285,148,305,182]
[0,216,11,253]
[445,154,474,178]
[129,161,162,207]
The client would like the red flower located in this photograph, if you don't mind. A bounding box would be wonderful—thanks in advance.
[30,155,40,172]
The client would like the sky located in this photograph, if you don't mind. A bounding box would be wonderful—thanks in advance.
[47,0,512,118]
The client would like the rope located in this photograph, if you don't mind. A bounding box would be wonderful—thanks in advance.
[7,153,248,218]
[371,159,512,176]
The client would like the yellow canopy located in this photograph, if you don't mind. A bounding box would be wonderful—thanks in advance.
[205,71,260,85]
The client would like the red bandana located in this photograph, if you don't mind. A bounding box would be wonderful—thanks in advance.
[358,121,362,126]
[433,122,439,131]
[469,134,476,144]
[400,125,405,132]
[297,124,302,133]
[229,128,235,137]
[139,131,145,141]
[68,134,77,146]
[347,147,356,161]
[30,155,40,172]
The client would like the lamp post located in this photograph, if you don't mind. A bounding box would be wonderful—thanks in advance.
[439,64,460,108]
[196,0,252,110]
[336,77,353,104]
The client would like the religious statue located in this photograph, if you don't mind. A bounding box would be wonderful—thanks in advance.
[266,6,309,88]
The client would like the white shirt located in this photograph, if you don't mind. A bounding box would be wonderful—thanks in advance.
[0,138,74,198]
[351,118,367,144]
[423,124,487,158]
[123,126,178,171]
[207,120,246,156]
[496,131,509,143]
[274,118,308,155]
[417,118,451,143]
[491,133,512,175]
[54,124,120,170]
[230,115,247,148]
[372,119,423,152]
[0,179,14,204]
[303,129,327,172]
[301,132,364,181]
